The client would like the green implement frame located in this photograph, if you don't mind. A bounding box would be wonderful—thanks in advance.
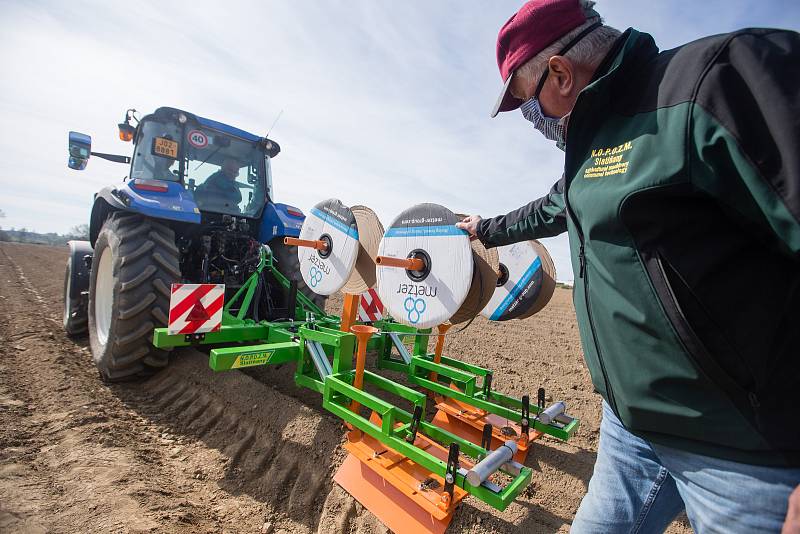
[152,247,579,514]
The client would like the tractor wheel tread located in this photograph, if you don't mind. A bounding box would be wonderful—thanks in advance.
[121,240,155,265]
[118,292,157,320]
[119,265,157,293]
[107,345,150,369]
[151,306,168,325]
[88,213,179,382]
[65,315,88,337]
[153,278,171,299]
[148,229,180,255]
[101,364,145,381]
[142,353,170,368]
[117,222,152,241]
[113,320,155,348]
[152,252,181,279]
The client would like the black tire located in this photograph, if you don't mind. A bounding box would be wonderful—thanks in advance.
[269,238,327,311]
[63,240,92,337]
[88,212,181,381]
[64,259,88,336]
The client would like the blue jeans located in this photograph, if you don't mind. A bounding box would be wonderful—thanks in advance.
[572,402,800,533]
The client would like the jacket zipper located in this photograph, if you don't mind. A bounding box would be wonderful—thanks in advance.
[649,251,763,431]
[564,189,619,417]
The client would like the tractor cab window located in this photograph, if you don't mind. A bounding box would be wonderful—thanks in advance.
[130,120,182,182]
[184,129,267,218]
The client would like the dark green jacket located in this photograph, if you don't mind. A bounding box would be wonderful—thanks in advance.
[478,28,800,466]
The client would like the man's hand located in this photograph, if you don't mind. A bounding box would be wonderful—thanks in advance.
[783,485,800,533]
[456,215,482,240]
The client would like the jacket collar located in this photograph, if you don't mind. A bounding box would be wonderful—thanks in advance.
[564,29,659,175]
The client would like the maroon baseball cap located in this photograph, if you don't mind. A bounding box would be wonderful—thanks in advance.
[491,0,588,117]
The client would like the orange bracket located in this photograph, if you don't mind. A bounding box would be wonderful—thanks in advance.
[340,293,360,334]
[347,324,378,440]
[375,255,425,271]
[283,236,328,251]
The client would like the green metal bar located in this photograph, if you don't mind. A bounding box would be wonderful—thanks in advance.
[300,326,348,347]
[223,247,267,318]
[209,341,300,371]
[331,331,355,374]
[295,372,324,394]
[412,328,430,357]
[410,357,477,385]
[264,252,325,318]
[434,354,492,377]
[322,375,533,510]
[361,371,427,408]
[153,323,270,348]
[235,275,260,320]
[412,372,577,441]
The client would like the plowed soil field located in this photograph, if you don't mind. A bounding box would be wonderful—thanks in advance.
[0,242,690,533]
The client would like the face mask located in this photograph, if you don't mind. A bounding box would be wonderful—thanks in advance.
[520,98,569,151]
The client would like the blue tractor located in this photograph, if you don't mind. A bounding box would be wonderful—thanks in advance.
[64,107,324,380]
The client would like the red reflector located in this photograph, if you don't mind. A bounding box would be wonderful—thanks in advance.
[132,179,169,192]
[287,208,303,217]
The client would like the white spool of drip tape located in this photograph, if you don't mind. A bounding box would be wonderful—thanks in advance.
[377,204,473,329]
[480,240,556,321]
[342,205,384,295]
[449,240,499,325]
[298,199,360,296]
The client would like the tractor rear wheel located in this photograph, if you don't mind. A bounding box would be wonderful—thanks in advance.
[269,238,327,312]
[88,212,181,381]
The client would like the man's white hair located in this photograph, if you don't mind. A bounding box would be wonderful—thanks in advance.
[515,1,621,87]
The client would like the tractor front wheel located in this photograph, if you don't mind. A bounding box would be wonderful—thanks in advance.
[88,212,180,381]
[63,240,92,337]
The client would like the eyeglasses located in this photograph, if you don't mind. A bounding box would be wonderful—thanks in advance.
[532,21,602,100]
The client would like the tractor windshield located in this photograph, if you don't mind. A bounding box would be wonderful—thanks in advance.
[184,128,270,218]
[131,119,271,218]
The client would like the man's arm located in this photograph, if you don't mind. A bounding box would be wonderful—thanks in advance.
[461,176,568,248]
[690,29,800,258]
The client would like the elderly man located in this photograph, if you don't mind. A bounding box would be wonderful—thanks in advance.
[457,1,800,532]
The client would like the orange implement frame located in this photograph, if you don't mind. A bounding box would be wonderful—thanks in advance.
[431,390,539,463]
[334,413,471,534]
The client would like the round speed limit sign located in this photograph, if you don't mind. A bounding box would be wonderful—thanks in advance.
[187,130,208,149]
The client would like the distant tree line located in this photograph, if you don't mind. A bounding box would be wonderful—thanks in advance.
[0,223,89,245]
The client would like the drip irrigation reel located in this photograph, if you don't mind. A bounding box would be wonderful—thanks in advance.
[151,199,578,534]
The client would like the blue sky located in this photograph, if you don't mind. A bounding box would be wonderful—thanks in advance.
[0,0,797,281]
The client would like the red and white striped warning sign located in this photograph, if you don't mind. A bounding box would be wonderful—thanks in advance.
[168,284,225,335]
[358,288,384,322]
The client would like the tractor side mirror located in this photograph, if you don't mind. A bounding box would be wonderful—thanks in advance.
[263,139,280,158]
[68,131,92,170]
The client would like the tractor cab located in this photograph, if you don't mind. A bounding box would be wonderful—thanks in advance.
[129,107,278,219]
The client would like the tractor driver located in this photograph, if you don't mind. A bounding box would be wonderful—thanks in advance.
[153,155,176,181]
[195,157,243,210]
